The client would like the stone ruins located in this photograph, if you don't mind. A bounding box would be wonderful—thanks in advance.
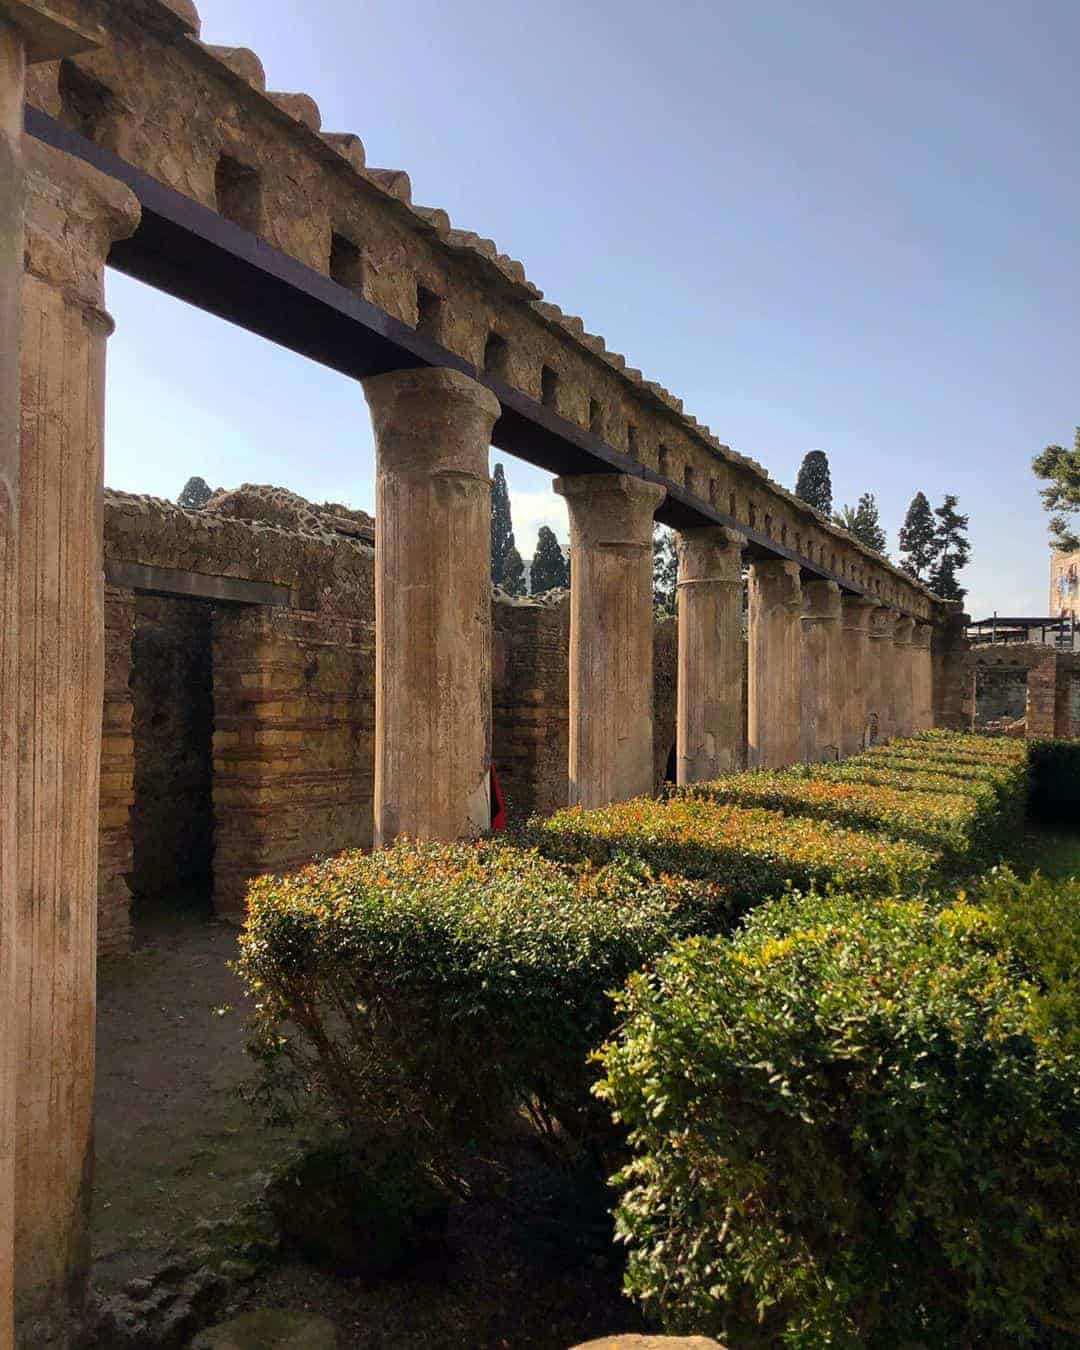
[0,0,975,1343]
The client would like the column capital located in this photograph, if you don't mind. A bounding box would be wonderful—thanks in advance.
[841,592,877,631]
[912,621,933,650]
[893,615,916,645]
[24,140,140,313]
[675,524,745,586]
[869,605,899,639]
[0,1,100,62]
[802,578,842,620]
[749,557,802,611]
[554,472,665,547]
[363,367,500,478]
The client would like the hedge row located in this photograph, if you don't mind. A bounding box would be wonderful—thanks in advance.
[597,871,1080,1348]
[1028,739,1080,823]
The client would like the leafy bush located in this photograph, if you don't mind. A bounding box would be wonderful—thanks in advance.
[678,771,992,859]
[596,885,1080,1347]
[1028,739,1080,824]
[237,839,729,1184]
[530,796,935,900]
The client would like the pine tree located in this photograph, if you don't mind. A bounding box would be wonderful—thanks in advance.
[928,494,970,601]
[502,545,526,596]
[653,525,678,614]
[490,463,515,586]
[1032,427,1080,553]
[530,525,568,594]
[898,492,936,581]
[178,476,212,510]
[795,450,833,516]
[833,493,887,555]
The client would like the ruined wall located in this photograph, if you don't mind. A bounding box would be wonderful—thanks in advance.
[130,595,214,902]
[98,587,135,956]
[974,667,1027,730]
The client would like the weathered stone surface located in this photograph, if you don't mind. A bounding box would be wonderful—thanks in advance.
[364,366,501,846]
[839,594,875,756]
[571,1337,724,1349]
[192,1309,338,1350]
[675,525,746,781]
[800,578,842,763]
[867,605,898,744]
[555,473,667,808]
[748,559,802,768]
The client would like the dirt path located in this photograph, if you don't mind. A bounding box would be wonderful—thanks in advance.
[93,899,292,1295]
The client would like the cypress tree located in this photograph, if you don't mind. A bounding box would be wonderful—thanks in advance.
[178,476,212,510]
[928,494,971,601]
[530,525,568,595]
[490,463,515,586]
[502,544,527,597]
[898,491,937,581]
[795,451,833,516]
[834,493,887,555]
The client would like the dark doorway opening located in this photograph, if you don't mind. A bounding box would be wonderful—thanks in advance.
[130,595,215,914]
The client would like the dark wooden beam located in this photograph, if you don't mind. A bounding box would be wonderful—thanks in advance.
[105,560,291,608]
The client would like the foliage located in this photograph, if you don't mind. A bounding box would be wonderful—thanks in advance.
[502,543,527,596]
[596,884,1080,1347]
[1032,427,1080,554]
[530,795,935,901]
[237,840,728,1186]
[177,475,212,510]
[530,524,568,594]
[653,524,677,614]
[490,463,517,587]
[928,493,971,601]
[794,451,833,516]
[1027,739,1080,824]
[897,490,936,581]
[833,492,887,555]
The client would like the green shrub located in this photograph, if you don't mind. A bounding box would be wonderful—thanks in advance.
[530,796,936,900]
[678,771,994,860]
[596,885,1080,1347]
[1028,740,1080,824]
[237,839,729,1184]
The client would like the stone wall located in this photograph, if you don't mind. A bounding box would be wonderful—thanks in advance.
[98,587,135,956]
[974,667,1027,729]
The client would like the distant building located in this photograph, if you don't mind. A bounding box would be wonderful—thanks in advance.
[1050,549,1080,621]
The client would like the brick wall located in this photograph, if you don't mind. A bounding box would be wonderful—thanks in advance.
[98,588,135,956]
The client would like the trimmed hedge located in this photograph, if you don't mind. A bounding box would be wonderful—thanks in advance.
[237,840,730,1180]
[596,880,1080,1347]
[529,796,936,900]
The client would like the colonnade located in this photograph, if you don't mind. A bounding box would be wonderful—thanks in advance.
[1,25,938,1343]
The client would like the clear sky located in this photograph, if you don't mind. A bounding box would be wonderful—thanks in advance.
[103,0,1080,619]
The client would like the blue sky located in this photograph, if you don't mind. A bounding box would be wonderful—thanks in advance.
[104,0,1080,618]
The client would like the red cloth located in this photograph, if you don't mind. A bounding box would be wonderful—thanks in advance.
[490,764,506,832]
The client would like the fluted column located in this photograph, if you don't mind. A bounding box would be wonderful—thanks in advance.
[675,525,746,783]
[840,595,875,756]
[911,623,933,731]
[363,367,501,847]
[892,616,915,739]
[867,606,898,744]
[931,604,972,730]
[553,473,665,807]
[748,559,802,768]
[800,579,842,762]
[15,139,139,1347]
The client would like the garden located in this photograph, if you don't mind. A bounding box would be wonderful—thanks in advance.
[231,732,1079,1348]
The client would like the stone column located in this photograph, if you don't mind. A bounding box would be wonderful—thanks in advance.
[867,606,897,744]
[2,12,99,1344]
[747,559,802,768]
[839,595,875,756]
[674,525,746,783]
[911,623,933,731]
[553,473,666,807]
[1054,659,1073,740]
[800,579,842,763]
[892,616,915,739]
[14,140,139,1346]
[931,604,972,730]
[363,367,500,846]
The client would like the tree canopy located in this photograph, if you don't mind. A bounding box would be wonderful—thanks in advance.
[833,493,887,555]
[928,494,971,602]
[530,525,568,595]
[178,476,212,510]
[1032,428,1080,553]
[898,491,936,581]
[794,451,833,517]
[490,463,517,586]
[653,525,678,615]
[501,544,527,597]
